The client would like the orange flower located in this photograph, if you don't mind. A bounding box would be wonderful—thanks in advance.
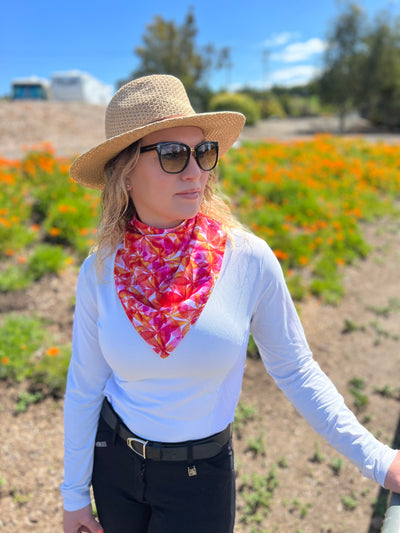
[0,217,11,228]
[273,249,289,261]
[59,163,70,174]
[299,256,309,266]
[49,227,61,236]
[0,174,15,184]
[1,357,9,365]
[46,346,60,357]
[17,256,27,264]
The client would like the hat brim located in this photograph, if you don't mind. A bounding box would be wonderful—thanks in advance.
[70,111,245,190]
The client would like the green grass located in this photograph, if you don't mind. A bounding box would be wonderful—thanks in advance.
[330,457,344,476]
[0,313,71,404]
[247,431,267,457]
[0,314,47,381]
[342,493,358,511]
[0,244,70,292]
[348,377,369,411]
[239,467,280,527]
[234,401,258,436]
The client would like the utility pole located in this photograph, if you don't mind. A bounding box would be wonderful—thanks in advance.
[263,48,270,89]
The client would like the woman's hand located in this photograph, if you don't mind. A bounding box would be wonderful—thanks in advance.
[63,503,103,533]
[384,450,400,493]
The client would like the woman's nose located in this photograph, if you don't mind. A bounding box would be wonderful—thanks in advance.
[181,153,203,180]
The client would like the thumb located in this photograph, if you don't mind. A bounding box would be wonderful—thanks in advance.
[81,522,103,533]
[63,504,103,533]
[80,515,103,533]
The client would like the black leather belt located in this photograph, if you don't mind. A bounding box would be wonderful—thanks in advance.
[100,398,232,461]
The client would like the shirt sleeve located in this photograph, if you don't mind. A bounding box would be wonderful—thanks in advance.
[250,240,397,487]
[61,256,112,511]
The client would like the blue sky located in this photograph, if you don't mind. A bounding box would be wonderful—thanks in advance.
[1,0,398,98]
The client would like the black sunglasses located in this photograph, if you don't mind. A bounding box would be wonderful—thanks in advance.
[140,141,219,174]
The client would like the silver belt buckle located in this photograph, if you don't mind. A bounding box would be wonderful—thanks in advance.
[127,437,149,459]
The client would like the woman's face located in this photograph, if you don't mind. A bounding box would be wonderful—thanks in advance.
[126,126,210,228]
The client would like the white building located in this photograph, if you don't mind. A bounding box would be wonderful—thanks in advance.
[11,70,113,104]
[50,70,113,105]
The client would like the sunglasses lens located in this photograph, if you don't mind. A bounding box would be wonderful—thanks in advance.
[155,141,219,173]
[196,142,218,171]
[159,143,189,173]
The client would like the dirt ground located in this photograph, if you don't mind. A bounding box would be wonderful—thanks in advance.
[0,100,400,160]
[0,102,399,532]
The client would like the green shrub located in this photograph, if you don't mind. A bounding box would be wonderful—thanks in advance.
[0,312,71,400]
[208,92,260,125]
[27,243,68,280]
[43,197,99,257]
[348,377,369,410]
[276,94,322,118]
[260,96,286,119]
[31,344,71,397]
[0,244,69,293]
[240,468,279,524]
[0,314,47,381]
[15,391,44,414]
[0,264,32,292]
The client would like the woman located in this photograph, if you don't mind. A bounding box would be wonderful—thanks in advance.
[62,74,400,533]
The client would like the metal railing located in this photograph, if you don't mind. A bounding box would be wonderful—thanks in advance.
[381,492,400,533]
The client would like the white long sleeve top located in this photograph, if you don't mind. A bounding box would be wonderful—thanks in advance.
[61,228,397,511]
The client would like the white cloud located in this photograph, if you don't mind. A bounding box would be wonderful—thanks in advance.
[272,38,327,63]
[228,64,320,90]
[268,65,321,86]
[262,32,299,48]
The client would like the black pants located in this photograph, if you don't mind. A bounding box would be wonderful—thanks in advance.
[92,415,236,533]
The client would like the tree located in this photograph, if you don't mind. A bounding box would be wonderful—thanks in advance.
[121,8,230,111]
[318,3,366,132]
[360,13,400,128]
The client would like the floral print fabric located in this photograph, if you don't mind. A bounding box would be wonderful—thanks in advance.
[114,214,227,358]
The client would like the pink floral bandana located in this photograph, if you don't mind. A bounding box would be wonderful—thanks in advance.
[114,214,227,358]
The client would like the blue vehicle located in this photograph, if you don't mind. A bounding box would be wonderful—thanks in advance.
[12,77,51,100]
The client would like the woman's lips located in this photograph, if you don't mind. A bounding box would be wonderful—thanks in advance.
[176,189,201,199]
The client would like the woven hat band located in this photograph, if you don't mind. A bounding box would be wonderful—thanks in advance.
[105,75,195,139]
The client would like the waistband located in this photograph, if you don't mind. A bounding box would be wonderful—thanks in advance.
[100,398,232,462]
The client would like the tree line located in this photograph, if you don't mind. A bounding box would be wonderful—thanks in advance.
[318,3,400,131]
[120,3,400,130]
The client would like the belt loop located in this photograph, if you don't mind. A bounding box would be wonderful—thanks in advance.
[188,445,193,463]
[112,420,119,445]
[151,442,161,461]
[187,445,197,477]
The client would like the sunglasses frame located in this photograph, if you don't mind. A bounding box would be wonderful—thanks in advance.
[139,141,219,174]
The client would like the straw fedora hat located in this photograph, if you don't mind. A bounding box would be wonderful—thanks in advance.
[70,74,246,190]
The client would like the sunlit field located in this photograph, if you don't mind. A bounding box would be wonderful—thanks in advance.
[1,137,399,402]
[220,135,400,303]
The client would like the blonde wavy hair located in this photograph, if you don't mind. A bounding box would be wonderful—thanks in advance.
[92,140,244,274]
